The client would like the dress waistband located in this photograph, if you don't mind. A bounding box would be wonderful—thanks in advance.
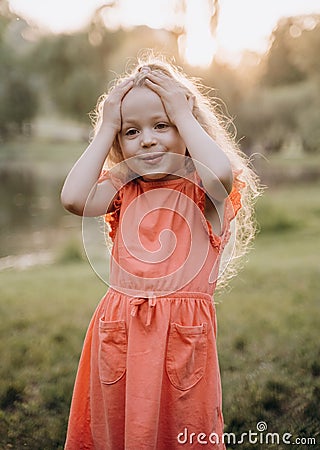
[108,287,213,302]
[130,295,157,327]
[107,289,214,327]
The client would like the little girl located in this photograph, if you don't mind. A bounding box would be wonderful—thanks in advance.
[61,54,259,449]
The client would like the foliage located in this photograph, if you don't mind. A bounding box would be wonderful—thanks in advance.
[261,17,305,86]
[234,80,320,153]
[262,15,320,86]
[31,25,179,122]
[31,32,110,121]
[0,14,38,139]
[1,5,320,154]
[225,15,320,154]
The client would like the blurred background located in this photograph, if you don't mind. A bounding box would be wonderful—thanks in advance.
[0,0,319,448]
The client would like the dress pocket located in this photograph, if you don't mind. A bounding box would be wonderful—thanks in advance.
[166,322,207,391]
[98,318,127,385]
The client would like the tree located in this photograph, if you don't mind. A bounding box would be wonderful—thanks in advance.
[0,11,38,139]
[31,32,108,121]
[261,17,305,86]
[31,23,179,122]
[290,17,320,80]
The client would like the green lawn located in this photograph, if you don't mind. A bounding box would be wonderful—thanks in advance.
[0,181,319,449]
[217,236,320,449]
[0,263,105,449]
[216,182,320,449]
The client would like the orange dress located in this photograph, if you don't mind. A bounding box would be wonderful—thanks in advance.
[64,171,243,450]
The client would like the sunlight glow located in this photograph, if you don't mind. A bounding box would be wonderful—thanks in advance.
[180,33,217,68]
[9,0,108,33]
[98,0,175,31]
[178,0,217,68]
[8,0,320,67]
[215,0,320,64]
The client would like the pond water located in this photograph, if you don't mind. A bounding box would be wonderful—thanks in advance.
[0,163,80,261]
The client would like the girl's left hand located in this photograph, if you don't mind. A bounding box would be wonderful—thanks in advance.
[144,71,194,125]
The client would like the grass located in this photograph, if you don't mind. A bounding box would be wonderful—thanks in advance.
[0,263,105,449]
[217,239,320,449]
[0,179,319,448]
[215,181,320,449]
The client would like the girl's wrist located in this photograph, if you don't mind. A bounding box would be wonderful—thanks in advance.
[174,110,198,132]
[89,123,118,159]
[96,121,119,140]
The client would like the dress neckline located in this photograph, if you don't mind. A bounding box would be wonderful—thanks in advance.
[136,172,197,188]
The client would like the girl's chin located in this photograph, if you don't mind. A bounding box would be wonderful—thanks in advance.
[123,156,187,181]
[141,172,180,181]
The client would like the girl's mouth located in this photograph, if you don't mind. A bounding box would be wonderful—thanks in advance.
[140,152,165,164]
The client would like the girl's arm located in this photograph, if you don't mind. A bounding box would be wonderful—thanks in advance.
[145,72,233,201]
[60,79,133,216]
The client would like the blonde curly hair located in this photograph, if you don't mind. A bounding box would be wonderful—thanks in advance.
[90,51,262,289]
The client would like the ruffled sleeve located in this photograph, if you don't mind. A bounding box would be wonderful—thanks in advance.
[104,193,122,242]
[220,170,246,250]
[98,169,123,242]
[196,170,245,252]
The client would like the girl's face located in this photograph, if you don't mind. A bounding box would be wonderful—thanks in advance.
[118,86,187,180]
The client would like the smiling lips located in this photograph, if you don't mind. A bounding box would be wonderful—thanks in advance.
[139,152,166,163]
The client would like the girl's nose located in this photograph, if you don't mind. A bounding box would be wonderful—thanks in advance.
[141,130,156,148]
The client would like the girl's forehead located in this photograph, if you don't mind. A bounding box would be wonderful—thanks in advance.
[121,86,165,117]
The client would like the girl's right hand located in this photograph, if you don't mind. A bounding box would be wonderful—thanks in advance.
[101,78,134,133]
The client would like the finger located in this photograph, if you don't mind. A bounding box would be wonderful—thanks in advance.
[144,72,169,87]
[121,79,134,95]
[113,77,134,92]
[144,77,165,94]
[148,70,169,79]
[148,71,179,87]
[118,78,134,92]
[110,79,133,101]
[146,73,186,97]
[145,73,175,92]
[120,76,135,85]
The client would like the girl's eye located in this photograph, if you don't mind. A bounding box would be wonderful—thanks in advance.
[155,123,169,130]
[125,129,138,136]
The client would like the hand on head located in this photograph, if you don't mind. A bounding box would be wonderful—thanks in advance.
[101,78,134,133]
[138,68,195,126]
[101,67,194,137]
[138,66,151,74]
